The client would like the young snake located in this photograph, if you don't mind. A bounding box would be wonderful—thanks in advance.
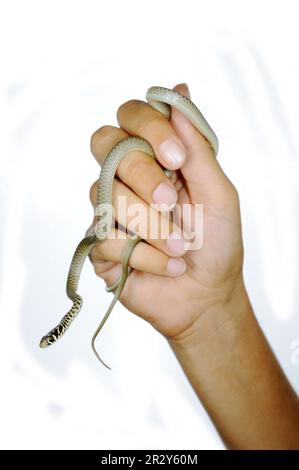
[39,86,219,369]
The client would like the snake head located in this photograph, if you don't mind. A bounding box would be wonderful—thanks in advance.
[39,334,55,348]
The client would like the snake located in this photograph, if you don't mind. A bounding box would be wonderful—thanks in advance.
[39,86,218,369]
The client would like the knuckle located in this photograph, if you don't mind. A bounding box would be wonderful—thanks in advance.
[89,250,96,263]
[121,153,155,181]
[93,263,104,276]
[90,125,117,155]
[90,246,104,265]
[117,99,143,120]
[138,114,165,135]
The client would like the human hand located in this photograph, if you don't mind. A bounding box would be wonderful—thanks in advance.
[88,83,244,342]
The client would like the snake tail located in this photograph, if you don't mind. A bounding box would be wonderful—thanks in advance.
[91,235,141,368]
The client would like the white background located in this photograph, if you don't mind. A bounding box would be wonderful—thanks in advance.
[1,0,299,450]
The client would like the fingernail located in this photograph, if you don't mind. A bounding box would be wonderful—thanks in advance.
[159,139,186,168]
[166,231,186,255]
[181,83,191,99]
[167,258,186,276]
[152,181,177,208]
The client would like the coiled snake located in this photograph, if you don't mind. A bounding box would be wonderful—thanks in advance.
[39,86,218,369]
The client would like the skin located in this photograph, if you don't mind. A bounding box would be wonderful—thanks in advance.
[88,83,299,449]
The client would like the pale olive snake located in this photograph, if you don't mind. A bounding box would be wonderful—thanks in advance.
[39,86,218,369]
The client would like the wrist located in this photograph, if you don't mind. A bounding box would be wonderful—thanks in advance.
[168,276,299,450]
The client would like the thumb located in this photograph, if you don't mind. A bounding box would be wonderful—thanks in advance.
[171,83,231,205]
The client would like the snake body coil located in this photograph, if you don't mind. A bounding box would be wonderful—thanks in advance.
[39,86,218,368]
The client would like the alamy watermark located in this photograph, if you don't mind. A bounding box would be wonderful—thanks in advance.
[94,196,204,250]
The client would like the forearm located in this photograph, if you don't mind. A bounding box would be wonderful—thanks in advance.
[169,278,299,449]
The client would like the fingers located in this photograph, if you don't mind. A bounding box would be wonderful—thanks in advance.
[90,125,177,210]
[116,84,236,206]
[117,99,187,171]
[89,179,186,257]
[89,228,186,279]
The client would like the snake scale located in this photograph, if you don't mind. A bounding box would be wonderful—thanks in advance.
[39,86,218,369]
